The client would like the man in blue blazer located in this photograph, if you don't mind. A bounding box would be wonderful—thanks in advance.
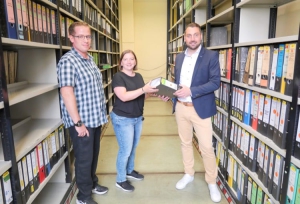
[172,22,221,203]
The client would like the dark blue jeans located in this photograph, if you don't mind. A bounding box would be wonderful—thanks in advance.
[69,125,102,201]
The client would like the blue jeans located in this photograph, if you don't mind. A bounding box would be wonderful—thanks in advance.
[110,111,143,183]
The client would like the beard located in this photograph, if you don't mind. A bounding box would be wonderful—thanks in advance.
[186,41,201,50]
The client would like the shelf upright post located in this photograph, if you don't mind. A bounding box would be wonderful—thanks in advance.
[206,0,212,47]
[0,35,22,204]
[166,0,171,79]
[280,24,300,204]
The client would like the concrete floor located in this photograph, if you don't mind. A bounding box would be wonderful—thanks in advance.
[71,98,229,204]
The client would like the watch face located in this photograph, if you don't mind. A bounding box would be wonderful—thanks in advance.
[75,120,82,127]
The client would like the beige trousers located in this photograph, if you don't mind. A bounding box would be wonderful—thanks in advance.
[175,102,218,184]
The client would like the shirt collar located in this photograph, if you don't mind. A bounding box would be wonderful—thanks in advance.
[184,44,202,56]
[71,47,92,60]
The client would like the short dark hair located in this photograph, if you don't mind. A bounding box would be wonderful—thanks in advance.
[119,50,138,71]
[68,22,91,36]
[185,22,202,34]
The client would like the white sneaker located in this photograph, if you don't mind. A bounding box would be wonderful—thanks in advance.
[176,174,194,190]
[208,184,221,203]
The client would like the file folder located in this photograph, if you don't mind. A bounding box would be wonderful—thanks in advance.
[27,0,34,41]
[37,4,43,43]
[243,90,252,125]
[295,170,300,203]
[17,161,26,204]
[256,186,264,204]
[261,95,271,137]
[284,43,297,96]
[275,101,290,149]
[43,139,51,176]
[1,171,13,204]
[13,0,25,40]
[272,98,282,146]
[262,146,270,187]
[41,6,48,43]
[150,77,181,98]
[36,143,45,183]
[255,46,264,87]
[247,135,258,172]
[257,142,265,181]
[229,122,234,151]
[272,154,284,201]
[20,0,29,40]
[21,156,30,201]
[233,160,238,191]
[250,91,259,130]
[0,0,17,38]
[257,94,265,135]
[32,2,39,42]
[267,150,276,194]
[280,44,290,94]
[0,178,4,204]
[248,46,258,86]
[46,8,51,44]
[294,112,300,160]
[51,10,57,44]
[242,130,250,166]
[250,181,258,204]
[31,149,40,191]
[286,164,299,204]
[247,176,253,204]
[26,154,35,195]
[60,14,66,46]
[274,44,285,92]
[269,44,279,90]
[260,45,273,88]
[267,97,278,140]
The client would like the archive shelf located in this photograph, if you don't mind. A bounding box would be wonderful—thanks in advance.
[167,0,300,203]
[0,0,119,203]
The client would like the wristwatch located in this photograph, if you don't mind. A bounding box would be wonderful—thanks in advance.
[74,120,83,127]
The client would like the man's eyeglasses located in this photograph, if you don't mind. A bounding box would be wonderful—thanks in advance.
[72,35,92,40]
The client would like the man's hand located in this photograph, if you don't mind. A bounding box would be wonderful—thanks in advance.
[157,95,170,102]
[76,125,90,137]
[174,84,191,98]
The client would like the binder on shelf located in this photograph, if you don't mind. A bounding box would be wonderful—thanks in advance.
[275,44,285,92]
[32,2,39,42]
[240,169,248,204]
[255,186,264,204]
[242,48,251,84]
[262,146,270,188]
[247,176,253,204]
[286,164,299,204]
[27,0,34,41]
[17,161,26,204]
[26,153,35,195]
[36,143,45,183]
[284,43,297,96]
[250,91,259,130]
[254,46,264,87]
[0,0,17,39]
[242,130,250,166]
[236,126,242,161]
[233,160,238,191]
[31,149,39,191]
[250,180,258,204]
[226,48,232,80]
[48,133,56,167]
[272,98,282,145]
[236,165,241,198]
[261,95,271,137]
[257,141,265,181]
[59,125,66,156]
[238,47,249,83]
[257,93,265,135]
[0,178,4,204]
[1,171,13,204]
[42,139,51,176]
[37,4,43,43]
[274,100,290,149]
[294,112,300,160]
[280,43,290,94]
[51,10,57,44]
[13,0,25,40]
[46,8,51,44]
[243,89,252,125]
[247,135,258,172]
[295,170,300,203]
[248,46,258,86]
[20,0,29,40]
[41,6,48,44]
[150,77,181,98]
[267,149,276,194]
[227,155,234,187]
[269,44,279,90]
[60,14,66,46]
[229,122,235,151]
[233,123,238,156]
[55,128,61,160]
[267,97,278,140]
[260,45,273,88]
[272,154,284,201]
[21,157,30,201]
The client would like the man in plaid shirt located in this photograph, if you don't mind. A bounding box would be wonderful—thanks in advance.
[57,22,108,204]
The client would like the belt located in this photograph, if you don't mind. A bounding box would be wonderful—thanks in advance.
[177,99,193,106]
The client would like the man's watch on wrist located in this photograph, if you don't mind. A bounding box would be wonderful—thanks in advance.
[74,120,83,127]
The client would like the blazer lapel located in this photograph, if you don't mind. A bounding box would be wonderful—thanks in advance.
[176,53,185,83]
[191,47,205,82]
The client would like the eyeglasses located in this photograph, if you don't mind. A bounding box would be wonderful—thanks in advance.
[72,35,92,40]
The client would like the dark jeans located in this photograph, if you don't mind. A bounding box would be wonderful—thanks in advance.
[69,125,102,201]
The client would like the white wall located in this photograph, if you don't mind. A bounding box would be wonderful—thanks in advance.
[120,0,167,82]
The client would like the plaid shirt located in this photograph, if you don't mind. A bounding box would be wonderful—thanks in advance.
[57,47,108,128]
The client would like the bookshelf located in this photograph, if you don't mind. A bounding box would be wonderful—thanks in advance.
[167,0,300,203]
[0,0,119,203]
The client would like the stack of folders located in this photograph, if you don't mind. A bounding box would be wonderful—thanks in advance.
[0,171,13,204]
[1,0,59,44]
[150,77,180,98]
[230,86,290,149]
[16,125,66,204]
[234,43,297,96]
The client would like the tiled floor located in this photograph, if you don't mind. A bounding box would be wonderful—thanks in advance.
[71,98,229,204]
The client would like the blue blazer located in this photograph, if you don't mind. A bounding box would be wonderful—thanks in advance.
[172,47,221,119]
